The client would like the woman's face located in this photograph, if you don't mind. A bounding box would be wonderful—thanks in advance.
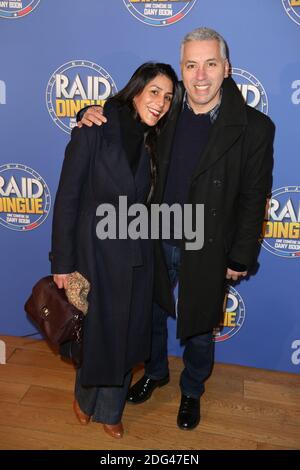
[133,74,174,126]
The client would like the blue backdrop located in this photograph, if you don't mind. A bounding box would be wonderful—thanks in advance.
[0,0,299,373]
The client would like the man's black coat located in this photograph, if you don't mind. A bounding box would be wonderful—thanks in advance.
[153,76,275,339]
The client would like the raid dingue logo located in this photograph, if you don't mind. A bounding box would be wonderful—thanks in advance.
[0,163,51,231]
[282,0,300,26]
[46,60,117,134]
[0,0,40,18]
[213,286,246,342]
[123,0,197,26]
[232,68,268,115]
[261,186,300,258]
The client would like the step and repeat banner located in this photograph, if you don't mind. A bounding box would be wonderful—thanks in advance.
[0,1,299,373]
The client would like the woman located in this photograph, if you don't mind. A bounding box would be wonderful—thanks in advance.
[50,62,179,438]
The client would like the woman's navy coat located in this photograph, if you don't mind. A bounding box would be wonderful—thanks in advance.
[50,103,153,386]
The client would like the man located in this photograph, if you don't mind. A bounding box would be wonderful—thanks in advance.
[78,27,275,430]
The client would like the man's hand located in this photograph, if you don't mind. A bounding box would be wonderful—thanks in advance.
[77,105,106,128]
[53,274,70,289]
[226,268,248,281]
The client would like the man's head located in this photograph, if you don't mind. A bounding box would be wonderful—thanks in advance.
[180,27,230,114]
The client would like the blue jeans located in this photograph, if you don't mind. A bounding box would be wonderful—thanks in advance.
[145,242,214,399]
[75,369,132,424]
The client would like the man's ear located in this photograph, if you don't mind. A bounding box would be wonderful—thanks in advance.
[224,59,230,78]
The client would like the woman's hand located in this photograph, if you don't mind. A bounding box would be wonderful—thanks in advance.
[53,274,70,289]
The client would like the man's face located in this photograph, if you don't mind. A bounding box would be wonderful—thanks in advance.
[181,39,229,114]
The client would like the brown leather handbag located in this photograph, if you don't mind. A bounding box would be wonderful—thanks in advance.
[24,276,84,346]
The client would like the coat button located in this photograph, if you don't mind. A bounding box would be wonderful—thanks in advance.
[208,238,214,243]
[213,179,222,187]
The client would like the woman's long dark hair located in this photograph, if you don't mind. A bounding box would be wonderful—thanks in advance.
[108,62,180,203]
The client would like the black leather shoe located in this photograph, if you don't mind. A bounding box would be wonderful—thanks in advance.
[127,375,169,404]
[177,394,200,430]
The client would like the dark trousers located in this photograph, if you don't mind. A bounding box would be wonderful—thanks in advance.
[145,242,214,399]
[75,368,132,424]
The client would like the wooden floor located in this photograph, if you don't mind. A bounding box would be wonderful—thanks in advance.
[0,335,299,450]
